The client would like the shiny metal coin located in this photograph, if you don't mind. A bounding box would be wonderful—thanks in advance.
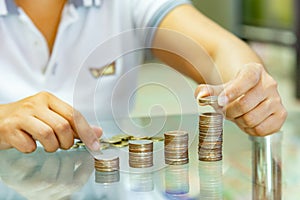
[198,96,218,106]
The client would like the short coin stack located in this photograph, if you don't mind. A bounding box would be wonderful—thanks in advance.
[129,140,153,168]
[198,112,223,161]
[164,131,189,165]
[94,150,120,172]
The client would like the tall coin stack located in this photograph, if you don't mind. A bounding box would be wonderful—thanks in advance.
[198,95,223,162]
[129,140,153,168]
[164,131,189,165]
[198,112,223,161]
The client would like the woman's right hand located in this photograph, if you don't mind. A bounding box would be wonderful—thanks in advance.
[0,91,102,153]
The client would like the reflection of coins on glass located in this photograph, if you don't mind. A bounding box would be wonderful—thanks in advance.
[198,96,218,106]
[165,164,189,195]
[94,149,119,172]
[95,171,120,184]
[198,161,223,199]
[130,172,154,192]
[129,140,153,168]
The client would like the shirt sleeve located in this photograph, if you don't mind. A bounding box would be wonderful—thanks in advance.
[131,0,192,47]
[132,0,191,28]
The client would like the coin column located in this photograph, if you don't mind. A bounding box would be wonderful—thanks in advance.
[198,112,223,161]
[164,131,189,165]
[128,140,153,168]
[94,151,120,184]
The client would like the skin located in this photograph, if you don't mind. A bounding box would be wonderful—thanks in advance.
[0,1,287,153]
[0,0,102,153]
[153,5,287,136]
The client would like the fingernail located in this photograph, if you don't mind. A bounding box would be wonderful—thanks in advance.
[91,141,100,151]
[218,96,228,106]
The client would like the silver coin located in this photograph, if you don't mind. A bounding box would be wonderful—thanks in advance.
[198,96,218,106]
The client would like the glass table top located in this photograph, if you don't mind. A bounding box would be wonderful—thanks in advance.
[0,112,299,200]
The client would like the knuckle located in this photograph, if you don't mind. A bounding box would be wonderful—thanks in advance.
[55,121,71,132]
[21,101,36,110]
[247,71,259,83]
[229,86,241,97]
[34,91,54,103]
[39,127,54,140]
[37,91,51,98]
[243,66,260,83]
[237,97,249,113]
[243,113,256,127]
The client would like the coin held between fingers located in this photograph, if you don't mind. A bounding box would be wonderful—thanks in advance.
[198,96,218,106]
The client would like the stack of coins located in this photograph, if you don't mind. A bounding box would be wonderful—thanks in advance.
[198,112,223,161]
[164,131,189,165]
[129,140,153,168]
[94,150,120,172]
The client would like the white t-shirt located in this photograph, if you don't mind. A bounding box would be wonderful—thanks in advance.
[0,0,190,123]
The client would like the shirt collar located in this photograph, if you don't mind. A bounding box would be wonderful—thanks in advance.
[0,0,102,16]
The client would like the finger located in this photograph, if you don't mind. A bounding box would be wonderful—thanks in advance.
[218,63,263,106]
[21,117,59,152]
[7,129,37,153]
[244,111,287,136]
[73,110,101,151]
[47,94,77,133]
[195,84,226,99]
[224,82,267,119]
[47,94,101,151]
[233,100,273,130]
[36,110,75,150]
[91,125,103,138]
